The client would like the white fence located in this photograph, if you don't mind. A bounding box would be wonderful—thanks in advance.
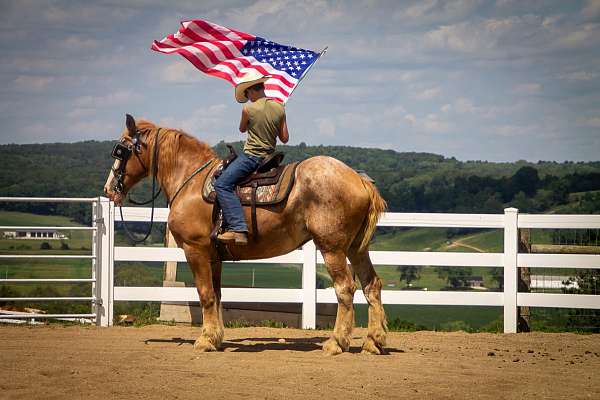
[2,197,600,332]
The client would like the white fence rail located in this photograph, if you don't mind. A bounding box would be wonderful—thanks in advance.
[2,197,600,332]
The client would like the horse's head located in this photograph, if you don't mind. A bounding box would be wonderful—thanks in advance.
[103,114,154,205]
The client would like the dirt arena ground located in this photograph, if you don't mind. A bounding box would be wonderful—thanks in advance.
[1,325,599,400]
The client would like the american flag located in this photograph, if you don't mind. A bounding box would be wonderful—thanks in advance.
[152,19,320,103]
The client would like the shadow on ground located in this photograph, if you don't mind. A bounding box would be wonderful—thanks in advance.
[144,336,404,354]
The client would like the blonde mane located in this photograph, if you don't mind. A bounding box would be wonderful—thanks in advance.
[135,119,216,180]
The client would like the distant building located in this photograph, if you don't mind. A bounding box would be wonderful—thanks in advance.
[466,276,484,288]
[530,275,578,290]
[2,229,68,240]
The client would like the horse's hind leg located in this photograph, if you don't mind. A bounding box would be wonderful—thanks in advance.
[321,250,356,356]
[348,249,387,355]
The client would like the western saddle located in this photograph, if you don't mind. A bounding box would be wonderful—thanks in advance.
[204,145,299,245]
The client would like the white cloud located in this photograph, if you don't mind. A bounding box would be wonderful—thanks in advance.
[316,117,336,137]
[57,35,100,51]
[392,0,482,26]
[454,97,476,113]
[422,113,451,133]
[66,108,95,119]
[577,116,600,128]
[512,83,542,95]
[404,114,417,126]
[559,71,599,81]
[383,105,407,119]
[160,60,206,83]
[558,23,599,49]
[226,0,290,30]
[415,87,441,100]
[489,123,539,137]
[424,19,507,53]
[74,90,142,108]
[22,123,54,136]
[159,104,233,142]
[582,0,600,20]
[13,75,54,91]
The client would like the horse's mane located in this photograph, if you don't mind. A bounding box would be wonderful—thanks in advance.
[135,119,216,178]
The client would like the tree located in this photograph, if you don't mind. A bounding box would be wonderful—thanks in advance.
[436,266,473,288]
[397,266,421,287]
[489,267,503,289]
[511,166,540,197]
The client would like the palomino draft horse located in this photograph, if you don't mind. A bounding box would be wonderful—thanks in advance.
[104,115,388,355]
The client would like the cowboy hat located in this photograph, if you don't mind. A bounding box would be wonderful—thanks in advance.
[235,70,271,103]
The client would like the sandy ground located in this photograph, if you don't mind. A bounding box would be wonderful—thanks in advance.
[1,325,599,400]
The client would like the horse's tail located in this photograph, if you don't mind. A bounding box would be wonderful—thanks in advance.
[355,176,387,253]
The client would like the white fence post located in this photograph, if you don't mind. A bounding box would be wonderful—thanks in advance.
[95,197,114,327]
[302,241,317,329]
[503,207,519,333]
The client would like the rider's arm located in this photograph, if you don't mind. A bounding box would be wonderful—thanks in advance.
[239,106,249,133]
[278,113,289,143]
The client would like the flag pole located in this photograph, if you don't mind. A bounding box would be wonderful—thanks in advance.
[285,46,328,103]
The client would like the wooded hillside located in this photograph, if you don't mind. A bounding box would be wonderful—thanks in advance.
[1,140,599,223]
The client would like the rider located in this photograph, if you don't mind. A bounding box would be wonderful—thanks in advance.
[214,70,289,245]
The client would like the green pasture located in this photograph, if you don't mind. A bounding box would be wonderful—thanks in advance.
[0,211,93,255]
[0,211,83,227]
[355,304,502,331]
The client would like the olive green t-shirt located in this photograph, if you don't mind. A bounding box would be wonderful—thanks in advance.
[243,97,285,158]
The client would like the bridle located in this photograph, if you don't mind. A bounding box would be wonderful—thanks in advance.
[110,128,161,244]
[109,125,216,244]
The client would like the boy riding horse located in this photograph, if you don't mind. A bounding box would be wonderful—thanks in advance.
[214,71,289,245]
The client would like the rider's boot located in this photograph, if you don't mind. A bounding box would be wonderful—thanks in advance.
[217,231,248,245]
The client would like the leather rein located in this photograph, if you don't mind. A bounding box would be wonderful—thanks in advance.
[110,128,215,244]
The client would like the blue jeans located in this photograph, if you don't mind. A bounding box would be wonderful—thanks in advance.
[214,152,262,232]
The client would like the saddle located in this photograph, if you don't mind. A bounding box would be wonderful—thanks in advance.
[202,146,300,241]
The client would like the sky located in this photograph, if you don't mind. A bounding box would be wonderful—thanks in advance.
[0,0,599,162]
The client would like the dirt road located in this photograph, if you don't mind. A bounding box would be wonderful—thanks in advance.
[1,325,599,399]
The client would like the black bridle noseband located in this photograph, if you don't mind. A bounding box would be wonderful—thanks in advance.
[111,128,161,244]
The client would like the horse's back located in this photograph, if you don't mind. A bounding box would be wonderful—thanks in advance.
[295,155,368,197]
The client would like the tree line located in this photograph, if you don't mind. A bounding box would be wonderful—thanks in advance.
[1,140,599,222]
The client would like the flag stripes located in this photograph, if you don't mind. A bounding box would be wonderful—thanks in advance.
[152,19,318,103]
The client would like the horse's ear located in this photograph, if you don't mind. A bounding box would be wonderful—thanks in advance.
[125,114,136,137]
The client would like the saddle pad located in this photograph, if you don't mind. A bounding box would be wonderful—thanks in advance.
[202,161,299,206]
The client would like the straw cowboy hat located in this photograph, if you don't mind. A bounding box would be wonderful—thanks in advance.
[235,70,271,103]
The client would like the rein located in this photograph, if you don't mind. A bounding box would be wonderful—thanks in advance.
[114,128,161,244]
[168,158,216,206]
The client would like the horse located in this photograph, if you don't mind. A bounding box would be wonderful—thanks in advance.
[103,115,388,355]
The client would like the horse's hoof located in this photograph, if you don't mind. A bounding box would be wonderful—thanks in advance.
[322,338,343,356]
[194,337,218,352]
[361,336,386,355]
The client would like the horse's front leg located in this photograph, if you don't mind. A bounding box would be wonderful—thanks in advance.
[184,246,224,352]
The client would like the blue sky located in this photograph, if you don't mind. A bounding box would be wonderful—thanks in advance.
[1,0,599,161]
